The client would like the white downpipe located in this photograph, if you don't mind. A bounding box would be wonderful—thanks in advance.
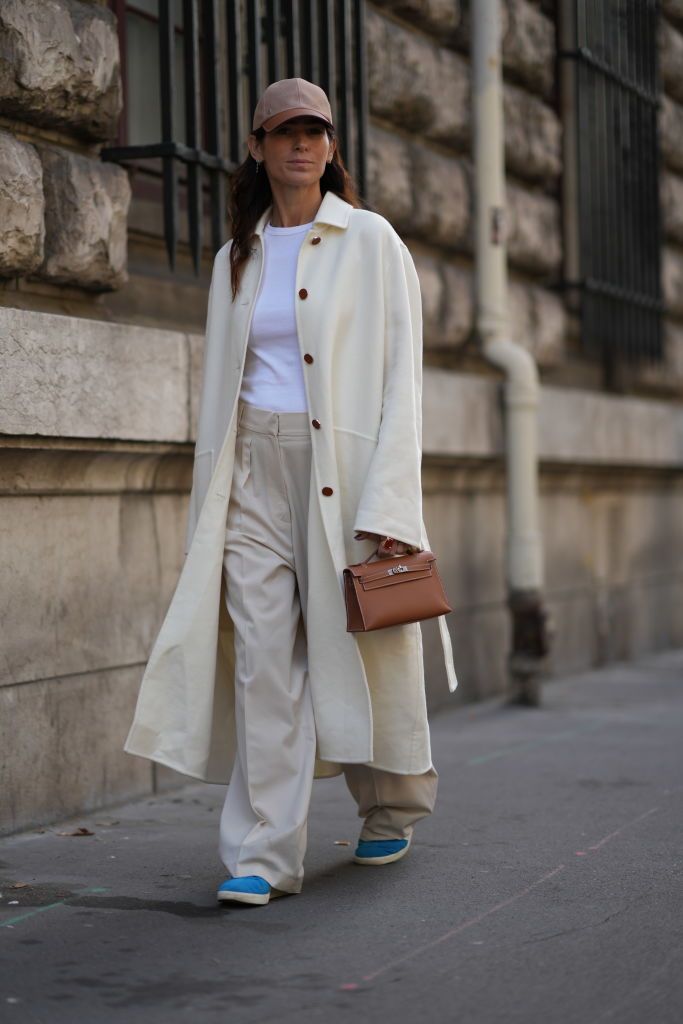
[471,0,544,593]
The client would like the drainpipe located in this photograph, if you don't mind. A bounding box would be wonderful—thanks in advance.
[471,0,552,705]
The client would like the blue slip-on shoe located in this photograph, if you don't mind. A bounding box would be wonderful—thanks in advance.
[216,875,288,905]
[353,834,411,866]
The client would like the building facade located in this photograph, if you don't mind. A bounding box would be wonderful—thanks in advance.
[1,0,682,834]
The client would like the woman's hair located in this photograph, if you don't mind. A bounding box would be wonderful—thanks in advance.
[227,124,364,301]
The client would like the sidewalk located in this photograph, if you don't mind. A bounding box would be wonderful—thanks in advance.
[1,649,682,1024]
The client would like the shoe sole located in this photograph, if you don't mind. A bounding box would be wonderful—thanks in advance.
[216,888,290,905]
[353,836,411,866]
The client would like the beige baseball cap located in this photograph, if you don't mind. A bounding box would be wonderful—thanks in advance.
[252,77,334,133]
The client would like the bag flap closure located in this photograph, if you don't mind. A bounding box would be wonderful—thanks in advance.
[344,549,436,580]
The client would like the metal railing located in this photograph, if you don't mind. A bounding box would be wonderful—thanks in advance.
[102,0,367,274]
[560,0,663,372]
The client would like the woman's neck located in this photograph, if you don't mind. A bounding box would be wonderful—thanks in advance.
[268,186,323,228]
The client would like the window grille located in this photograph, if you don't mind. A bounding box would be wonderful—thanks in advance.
[103,1,368,275]
[560,0,663,373]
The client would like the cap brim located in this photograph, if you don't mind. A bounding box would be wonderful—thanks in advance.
[261,108,334,132]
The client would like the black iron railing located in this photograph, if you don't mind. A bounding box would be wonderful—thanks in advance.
[561,0,663,371]
[102,0,367,275]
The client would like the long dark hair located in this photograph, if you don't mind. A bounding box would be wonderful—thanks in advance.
[228,124,365,301]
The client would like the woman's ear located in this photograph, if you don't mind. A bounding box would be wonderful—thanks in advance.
[247,133,262,164]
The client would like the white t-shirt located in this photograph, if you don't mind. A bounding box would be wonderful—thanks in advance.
[238,218,313,413]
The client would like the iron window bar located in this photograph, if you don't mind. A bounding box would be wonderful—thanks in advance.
[102,0,368,277]
[559,0,664,375]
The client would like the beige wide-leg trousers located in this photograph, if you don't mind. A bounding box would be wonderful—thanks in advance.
[218,399,438,893]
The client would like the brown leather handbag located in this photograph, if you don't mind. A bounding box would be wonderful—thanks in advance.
[343,548,453,632]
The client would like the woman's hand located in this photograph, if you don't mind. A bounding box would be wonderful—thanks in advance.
[354,531,420,559]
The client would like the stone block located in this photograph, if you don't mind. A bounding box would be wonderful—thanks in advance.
[422,483,509,705]
[659,16,683,105]
[635,317,683,392]
[0,130,44,276]
[662,244,683,318]
[369,0,461,39]
[664,318,683,378]
[660,171,683,246]
[0,666,152,836]
[507,277,533,344]
[366,7,469,146]
[422,368,502,459]
[432,268,567,369]
[37,146,131,290]
[661,0,683,27]
[528,285,567,366]
[440,259,474,346]
[412,248,444,342]
[0,307,190,441]
[366,126,414,230]
[0,484,187,688]
[537,386,683,466]
[423,464,683,709]
[0,0,122,141]
[659,95,683,174]
[506,183,562,274]
[412,147,470,249]
[497,280,567,368]
[501,0,555,100]
[503,82,562,183]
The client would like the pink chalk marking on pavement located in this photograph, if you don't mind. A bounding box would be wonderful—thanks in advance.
[586,806,659,852]
[337,864,566,990]
[337,800,669,990]
[576,804,660,857]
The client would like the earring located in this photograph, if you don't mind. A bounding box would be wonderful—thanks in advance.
[255,160,260,174]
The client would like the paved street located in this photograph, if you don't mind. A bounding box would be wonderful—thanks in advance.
[1,649,682,1024]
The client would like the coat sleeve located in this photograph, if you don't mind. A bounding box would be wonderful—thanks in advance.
[352,233,424,551]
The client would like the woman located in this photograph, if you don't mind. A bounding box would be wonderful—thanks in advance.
[124,77,458,907]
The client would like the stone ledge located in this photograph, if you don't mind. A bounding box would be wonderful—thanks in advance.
[2,308,682,470]
[423,368,683,468]
[0,306,191,442]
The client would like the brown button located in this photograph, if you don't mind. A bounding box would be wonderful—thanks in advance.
[311,236,321,245]
[298,288,308,299]
[321,486,334,496]
[303,353,314,364]
[312,418,321,429]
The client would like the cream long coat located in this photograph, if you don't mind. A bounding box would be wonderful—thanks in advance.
[123,189,458,785]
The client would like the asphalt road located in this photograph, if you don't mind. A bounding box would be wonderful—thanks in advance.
[1,649,682,1024]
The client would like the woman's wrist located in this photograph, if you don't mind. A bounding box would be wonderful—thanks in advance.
[354,530,420,557]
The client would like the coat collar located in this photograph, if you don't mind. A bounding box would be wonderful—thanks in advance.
[253,189,352,238]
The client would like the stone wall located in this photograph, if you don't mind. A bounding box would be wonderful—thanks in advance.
[0,0,130,291]
[653,2,683,388]
[366,0,567,371]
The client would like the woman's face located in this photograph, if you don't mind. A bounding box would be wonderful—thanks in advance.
[248,116,336,189]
